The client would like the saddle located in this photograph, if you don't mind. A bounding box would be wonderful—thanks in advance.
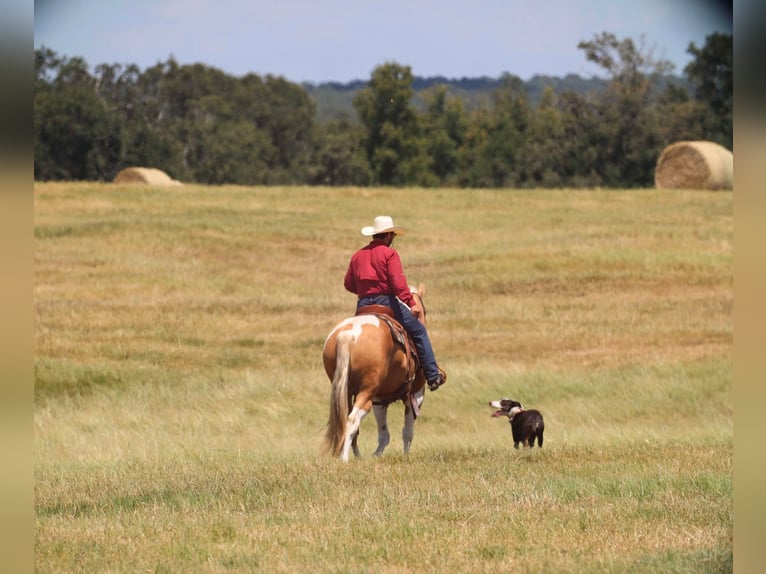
[356,305,422,413]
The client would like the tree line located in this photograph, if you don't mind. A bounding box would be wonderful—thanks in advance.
[34,32,731,188]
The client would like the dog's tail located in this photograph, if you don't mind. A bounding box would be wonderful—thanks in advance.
[535,419,544,448]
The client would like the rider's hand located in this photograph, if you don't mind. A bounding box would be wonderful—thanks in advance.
[410,300,423,318]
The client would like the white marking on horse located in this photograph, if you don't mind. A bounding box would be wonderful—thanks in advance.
[323,315,381,347]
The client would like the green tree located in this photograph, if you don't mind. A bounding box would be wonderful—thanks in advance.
[353,62,431,186]
[127,63,315,184]
[421,85,467,186]
[178,94,271,184]
[578,32,672,187]
[684,33,732,149]
[257,76,317,184]
[556,91,603,188]
[456,108,494,188]
[521,87,566,188]
[308,116,371,186]
[141,61,241,183]
[34,48,122,180]
[93,61,185,178]
[484,74,530,187]
[654,83,711,146]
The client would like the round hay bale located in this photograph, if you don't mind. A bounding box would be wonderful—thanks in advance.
[654,141,733,191]
[114,167,182,186]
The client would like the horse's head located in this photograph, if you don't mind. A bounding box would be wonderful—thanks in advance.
[409,283,427,326]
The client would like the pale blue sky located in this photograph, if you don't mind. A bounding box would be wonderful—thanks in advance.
[34,0,732,83]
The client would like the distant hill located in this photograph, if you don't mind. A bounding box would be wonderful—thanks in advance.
[303,73,692,122]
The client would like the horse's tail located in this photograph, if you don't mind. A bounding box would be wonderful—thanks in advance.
[323,330,353,457]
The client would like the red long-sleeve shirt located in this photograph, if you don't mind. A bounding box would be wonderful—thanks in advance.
[344,239,415,308]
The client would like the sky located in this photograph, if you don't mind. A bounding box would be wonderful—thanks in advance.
[34,0,733,84]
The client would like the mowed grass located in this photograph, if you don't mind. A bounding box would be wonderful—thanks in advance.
[34,183,733,573]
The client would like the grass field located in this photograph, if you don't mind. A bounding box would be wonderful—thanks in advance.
[34,183,733,573]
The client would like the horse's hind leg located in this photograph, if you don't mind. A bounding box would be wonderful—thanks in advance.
[342,406,368,462]
[402,387,425,454]
[351,431,361,458]
[372,403,390,457]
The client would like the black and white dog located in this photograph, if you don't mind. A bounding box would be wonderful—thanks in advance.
[489,398,544,448]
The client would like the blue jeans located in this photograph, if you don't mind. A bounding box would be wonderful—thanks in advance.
[356,294,440,382]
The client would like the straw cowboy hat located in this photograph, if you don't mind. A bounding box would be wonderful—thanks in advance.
[361,215,407,236]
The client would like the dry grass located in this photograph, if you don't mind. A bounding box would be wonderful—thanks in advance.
[34,183,732,573]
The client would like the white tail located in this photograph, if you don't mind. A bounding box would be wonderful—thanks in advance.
[323,330,353,457]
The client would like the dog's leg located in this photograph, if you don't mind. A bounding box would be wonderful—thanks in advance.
[372,403,390,457]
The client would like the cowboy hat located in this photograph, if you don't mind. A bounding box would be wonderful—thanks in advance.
[361,215,407,236]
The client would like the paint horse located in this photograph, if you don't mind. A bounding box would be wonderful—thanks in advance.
[322,284,438,462]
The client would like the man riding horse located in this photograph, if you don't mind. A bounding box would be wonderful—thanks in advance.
[344,215,446,392]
